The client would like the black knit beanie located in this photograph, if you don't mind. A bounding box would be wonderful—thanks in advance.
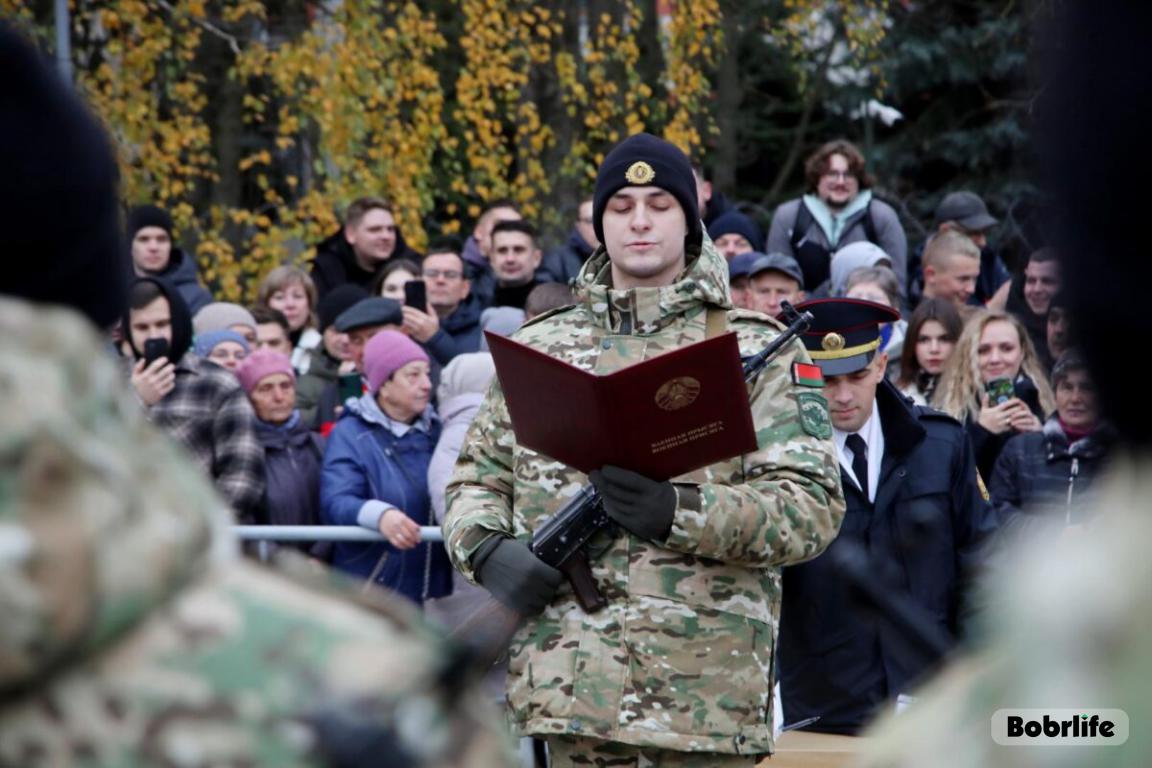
[707,210,765,252]
[592,133,701,248]
[127,205,174,240]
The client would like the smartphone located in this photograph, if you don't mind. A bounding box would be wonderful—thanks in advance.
[985,377,1015,406]
[403,279,427,310]
[142,338,170,367]
[338,372,363,402]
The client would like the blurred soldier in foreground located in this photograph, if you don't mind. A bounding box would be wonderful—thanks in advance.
[0,23,513,768]
[444,133,845,765]
[860,5,1152,766]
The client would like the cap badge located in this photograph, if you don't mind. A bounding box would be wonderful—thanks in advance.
[821,332,846,352]
[625,161,656,185]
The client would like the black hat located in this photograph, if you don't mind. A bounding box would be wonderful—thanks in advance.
[748,252,804,286]
[333,297,403,333]
[707,210,764,251]
[318,284,370,331]
[934,191,998,231]
[0,24,126,328]
[593,133,701,247]
[127,205,174,239]
[793,298,900,376]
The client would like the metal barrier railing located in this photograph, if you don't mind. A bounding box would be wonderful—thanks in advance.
[234,525,444,543]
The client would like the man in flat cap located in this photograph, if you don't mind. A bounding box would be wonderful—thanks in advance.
[777,297,996,735]
[746,252,807,318]
[310,296,407,432]
[445,132,845,765]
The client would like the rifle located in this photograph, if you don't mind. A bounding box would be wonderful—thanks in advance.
[528,302,814,612]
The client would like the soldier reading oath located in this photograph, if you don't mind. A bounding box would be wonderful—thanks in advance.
[444,132,846,766]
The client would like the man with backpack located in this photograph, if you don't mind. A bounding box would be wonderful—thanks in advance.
[767,139,907,295]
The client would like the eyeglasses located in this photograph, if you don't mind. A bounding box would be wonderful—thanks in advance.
[822,170,854,182]
[423,269,463,280]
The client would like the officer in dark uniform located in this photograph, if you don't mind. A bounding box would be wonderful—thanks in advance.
[776,298,996,735]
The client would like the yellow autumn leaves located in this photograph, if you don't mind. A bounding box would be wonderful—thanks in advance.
[10,0,726,301]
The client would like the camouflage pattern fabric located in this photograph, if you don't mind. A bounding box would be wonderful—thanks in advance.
[859,452,1152,767]
[0,297,514,767]
[548,735,758,766]
[443,235,845,756]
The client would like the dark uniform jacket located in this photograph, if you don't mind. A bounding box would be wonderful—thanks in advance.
[779,380,996,735]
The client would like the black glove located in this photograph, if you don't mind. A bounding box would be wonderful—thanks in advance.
[589,465,677,542]
[472,536,563,616]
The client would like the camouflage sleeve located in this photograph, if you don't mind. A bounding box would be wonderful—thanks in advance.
[442,379,517,584]
[662,337,845,567]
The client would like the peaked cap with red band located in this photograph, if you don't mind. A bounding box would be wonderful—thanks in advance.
[791,297,900,377]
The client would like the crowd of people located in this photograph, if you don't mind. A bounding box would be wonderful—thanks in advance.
[4,4,1143,764]
[114,135,1110,749]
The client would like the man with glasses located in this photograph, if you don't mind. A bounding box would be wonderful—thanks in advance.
[402,238,485,365]
[767,139,907,295]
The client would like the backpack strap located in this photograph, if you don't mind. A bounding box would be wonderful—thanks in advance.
[790,200,814,251]
[861,198,879,244]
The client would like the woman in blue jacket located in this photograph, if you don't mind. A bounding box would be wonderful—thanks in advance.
[320,330,452,604]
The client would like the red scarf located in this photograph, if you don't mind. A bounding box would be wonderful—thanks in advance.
[1059,418,1095,444]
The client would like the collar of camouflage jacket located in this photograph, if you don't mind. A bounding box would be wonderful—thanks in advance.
[574,232,732,335]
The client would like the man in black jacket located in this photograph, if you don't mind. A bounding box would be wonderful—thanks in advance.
[127,205,213,315]
[540,196,597,285]
[310,196,418,297]
[778,297,996,735]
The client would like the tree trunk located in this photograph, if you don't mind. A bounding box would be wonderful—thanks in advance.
[712,5,741,189]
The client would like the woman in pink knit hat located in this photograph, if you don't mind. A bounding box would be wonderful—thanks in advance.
[319,330,452,604]
[236,349,327,559]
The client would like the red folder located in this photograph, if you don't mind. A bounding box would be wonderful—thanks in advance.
[485,331,757,481]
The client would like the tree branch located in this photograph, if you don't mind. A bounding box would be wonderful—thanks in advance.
[154,0,243,57]
[763,40,835,206]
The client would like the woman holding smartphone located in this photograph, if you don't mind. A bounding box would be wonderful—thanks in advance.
[934,309,1055,479]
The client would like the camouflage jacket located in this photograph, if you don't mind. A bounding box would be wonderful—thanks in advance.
[443,236,845,755]
[0,298,514,768]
